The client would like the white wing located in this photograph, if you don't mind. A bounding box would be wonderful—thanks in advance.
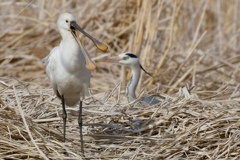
[42,47,61,98]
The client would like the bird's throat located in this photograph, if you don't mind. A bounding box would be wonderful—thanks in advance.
[126,65,141,102]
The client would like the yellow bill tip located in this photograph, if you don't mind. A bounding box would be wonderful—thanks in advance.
[84,58,96,70]
[86,64,96,70]
[96,44,108,52]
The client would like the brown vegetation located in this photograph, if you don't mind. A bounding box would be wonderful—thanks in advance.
[0,0,240,159]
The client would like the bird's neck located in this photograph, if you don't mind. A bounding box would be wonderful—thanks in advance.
[126,64,141,102]
[59,28,74,40]
[59,35,86,73]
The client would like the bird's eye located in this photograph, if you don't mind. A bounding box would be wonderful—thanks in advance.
[123,56,129,60]
[66,20,68,23]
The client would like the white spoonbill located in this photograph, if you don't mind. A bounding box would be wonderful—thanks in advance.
[102,52,160,105]
[42,13,108,155]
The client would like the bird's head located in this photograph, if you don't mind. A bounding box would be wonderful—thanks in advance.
[102,52,152,76]
[101,52,138,66]
[57,13,108,70]
[57,13,75,31]
[118,52,140,66]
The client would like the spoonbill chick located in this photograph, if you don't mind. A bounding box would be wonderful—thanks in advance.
[103,52,160,105]
[42,13,108,155]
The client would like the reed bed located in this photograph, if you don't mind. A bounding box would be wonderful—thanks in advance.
[0,0,240,159]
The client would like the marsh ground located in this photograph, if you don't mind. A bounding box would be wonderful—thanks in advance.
[0,0,240,159]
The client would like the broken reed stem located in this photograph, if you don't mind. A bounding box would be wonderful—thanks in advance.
[148,1,178,86]
[168,0,208,88]
[0,1,240,159]
[13,86,49,160]
[168,31,207,93]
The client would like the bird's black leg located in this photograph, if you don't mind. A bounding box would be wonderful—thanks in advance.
[78,100,85,156]
[61,95,67,142]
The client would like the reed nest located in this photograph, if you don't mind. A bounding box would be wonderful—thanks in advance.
[1,0,240,159]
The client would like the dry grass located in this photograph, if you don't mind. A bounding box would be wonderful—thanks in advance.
[0,0,240,159]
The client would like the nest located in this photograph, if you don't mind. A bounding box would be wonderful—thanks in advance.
[0,0,240,159]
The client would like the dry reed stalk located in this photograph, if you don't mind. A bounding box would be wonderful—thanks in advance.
[0,0,240,159]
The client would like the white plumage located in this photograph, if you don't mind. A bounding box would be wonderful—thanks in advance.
[42,37,91,106]
[42,13,107,155]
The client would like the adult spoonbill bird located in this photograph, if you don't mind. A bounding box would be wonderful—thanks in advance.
[42,13,108,154]
[103,52,160,105]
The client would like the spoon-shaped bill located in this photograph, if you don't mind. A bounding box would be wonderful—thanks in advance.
[70,21,108,51]
[71,29,96,70]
